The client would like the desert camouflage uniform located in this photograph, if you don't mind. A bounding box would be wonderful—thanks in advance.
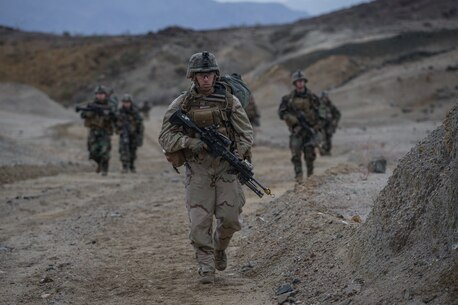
[318,93,341,155]
[245,95,260,127]
[108,89,119,109]
[116,103,144,172]
[159,79,253,277]
[139,100,152,120]
[81,98,116,175]
[279,89,321,179]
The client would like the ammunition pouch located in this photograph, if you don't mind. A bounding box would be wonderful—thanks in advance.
[188,106,223,127]
[165,150,186,168]
[187,106,230,138]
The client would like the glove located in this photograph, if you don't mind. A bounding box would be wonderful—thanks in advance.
[186,138,207,154]
[284,114,298,126]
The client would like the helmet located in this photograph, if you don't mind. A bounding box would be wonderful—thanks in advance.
[186,51,220,78]
[291,70,308,85]
[94,85,108,94]
[121,94,133,102]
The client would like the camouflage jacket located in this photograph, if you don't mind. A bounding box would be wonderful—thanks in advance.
[245,95,260,127]
[319,96,341,124]
[81,99,116,134]
[278,89,321,132]
[158,85,253,162]
[116,106,144,137]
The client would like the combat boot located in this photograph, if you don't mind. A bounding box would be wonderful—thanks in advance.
[306,164,314,177]
[122,163,128,174]
[96,163,101,173]
[101,160,109,176]
[214,250,227,271]
[295,174,303,183]
[129,160,136,173]
[198,270,215,284]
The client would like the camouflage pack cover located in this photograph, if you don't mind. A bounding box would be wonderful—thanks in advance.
[291,70,308,84]
[187,51,220,78]
[219,73,252,109]
[122,94,133,102]
[94,85,108,94]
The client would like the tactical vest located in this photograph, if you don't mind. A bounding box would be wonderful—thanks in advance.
[84,101,114,134]
[181,82,235,141]
[287,90,318,125]
[118,107,141,134]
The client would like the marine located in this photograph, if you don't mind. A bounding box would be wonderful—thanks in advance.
[116,94,144,173]
[318,92,341,155]
[245,95,260,128]
[278,70,321,182]
[78,85,116,176]
[158,51,253,284]
[139,100,152,120]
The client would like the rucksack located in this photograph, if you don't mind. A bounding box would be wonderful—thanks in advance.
[219,74,252,109]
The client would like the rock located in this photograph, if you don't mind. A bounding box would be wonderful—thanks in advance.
[421,295,437,303]
[403,288,413,300]
[277,293,289,304]
[343,281,362,297]
[292,278,301,284]
[277,291,294,304]
[368,157,387,173]
[0,245,12,252]
[351,215,362,223]
[40,276,53,284]
[41,293,51,299]
[276,283,294,295]
[110,212,122,218]
[287,296,297,302]
[241,261,254,272]
[446,64,458,72]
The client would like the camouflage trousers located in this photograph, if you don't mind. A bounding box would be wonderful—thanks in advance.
[321,123,336,155]
[87,129,111,171]
[119,134,138,169]
[290,132,316,178]
[185,157,245,273]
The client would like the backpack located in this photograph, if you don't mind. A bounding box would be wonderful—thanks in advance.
[219,74,252,109]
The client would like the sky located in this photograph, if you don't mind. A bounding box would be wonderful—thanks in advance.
[216,0,371,15]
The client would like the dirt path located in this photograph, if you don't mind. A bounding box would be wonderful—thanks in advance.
[0,111,283,305]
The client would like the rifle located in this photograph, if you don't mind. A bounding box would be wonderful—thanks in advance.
[119,114,130,150]
[296,112,316,136]
[298,112,322,149]
[75,103,115,118]
[169,109,272,198]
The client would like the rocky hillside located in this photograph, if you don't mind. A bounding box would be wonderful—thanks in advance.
[350,104,457,304]
[0,0,456,113]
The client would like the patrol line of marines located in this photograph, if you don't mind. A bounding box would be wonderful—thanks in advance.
[78,51,340,284]
[77,86,144,175]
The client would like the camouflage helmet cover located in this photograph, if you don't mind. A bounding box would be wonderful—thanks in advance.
[291,70,308,85]
[94,85,108,94]
[186,51,220,78]
[121,94,133,102]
